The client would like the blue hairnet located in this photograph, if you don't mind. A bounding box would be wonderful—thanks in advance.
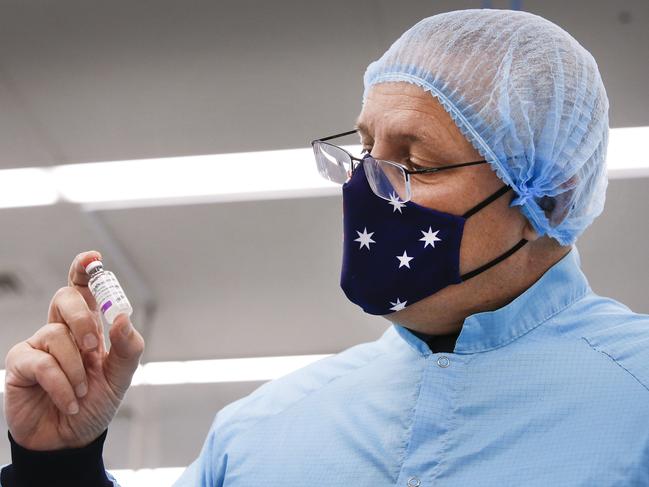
[362,9,609,245]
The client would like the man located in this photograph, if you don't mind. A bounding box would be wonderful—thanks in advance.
[3,8,649,487]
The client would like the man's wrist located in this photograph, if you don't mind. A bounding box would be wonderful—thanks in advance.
[1,429,114,487]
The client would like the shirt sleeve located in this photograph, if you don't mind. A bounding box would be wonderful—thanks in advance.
[0,429,120,487]
[171,416,227,487]
[171,397,252,487]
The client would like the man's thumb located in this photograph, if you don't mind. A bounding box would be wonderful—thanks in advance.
[105,313,145,396]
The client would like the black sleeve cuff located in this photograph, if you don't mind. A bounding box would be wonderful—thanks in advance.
[0,429,114,487]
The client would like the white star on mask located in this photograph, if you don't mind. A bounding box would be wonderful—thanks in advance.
[389,298,407,311]
[420,227,442,248]
[387,191,407,213]
[354,227,376,250]
[396,250,414,268]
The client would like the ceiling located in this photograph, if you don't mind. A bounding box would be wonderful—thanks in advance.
[0,0,647,474]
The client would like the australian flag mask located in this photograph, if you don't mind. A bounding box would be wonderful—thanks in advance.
[340,161,528,316]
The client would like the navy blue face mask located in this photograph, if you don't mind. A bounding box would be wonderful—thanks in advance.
[340,161,528,316]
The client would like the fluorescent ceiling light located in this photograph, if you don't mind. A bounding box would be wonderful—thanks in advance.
[0,128,647,210]
[52,147,344,210]
[0,167,58,209]
[108,467,185,487]
[605,126,649,178]
[0,354,332,393]
[130,353,332,386]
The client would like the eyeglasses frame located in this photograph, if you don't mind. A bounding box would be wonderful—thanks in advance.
[310,130,490,200]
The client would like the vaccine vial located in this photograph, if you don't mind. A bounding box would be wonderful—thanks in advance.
[84,257,133,325]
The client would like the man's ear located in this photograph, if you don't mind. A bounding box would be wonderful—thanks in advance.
[522,218,540,241]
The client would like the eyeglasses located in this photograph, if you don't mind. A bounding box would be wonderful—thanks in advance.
[311,129,488,203]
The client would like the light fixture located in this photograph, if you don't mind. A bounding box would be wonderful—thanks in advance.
[0,167,58,209]
[605,126,649,179]
[0,128,647,210]
[130,354,332,386]
[51,147,342,210]
[108,467,185,487]
[0,354,332,393]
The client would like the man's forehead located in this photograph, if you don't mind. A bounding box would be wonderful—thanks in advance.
[362,83,445,114]
[354,117,437,146]
[355,86,468,153]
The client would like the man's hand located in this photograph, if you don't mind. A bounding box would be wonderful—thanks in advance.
[3,250,145,450]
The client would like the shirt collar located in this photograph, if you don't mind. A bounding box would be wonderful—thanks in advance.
[393,245,591,356]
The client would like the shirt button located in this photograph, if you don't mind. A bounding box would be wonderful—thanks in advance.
[407,477,421,487]
[437,356,450,368]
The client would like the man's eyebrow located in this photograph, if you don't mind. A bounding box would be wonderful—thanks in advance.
[354,121,424,144]
[354,121,370,137]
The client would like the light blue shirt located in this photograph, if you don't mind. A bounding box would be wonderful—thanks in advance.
[123,245,649,485]
[3,245,647,486]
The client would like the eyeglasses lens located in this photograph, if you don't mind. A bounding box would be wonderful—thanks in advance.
[363,157,410,202]
[312,142,350,184]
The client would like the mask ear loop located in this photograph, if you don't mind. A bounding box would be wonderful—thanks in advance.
[460,238,528,281]
[459,184,528,281]
[462,185,512,218]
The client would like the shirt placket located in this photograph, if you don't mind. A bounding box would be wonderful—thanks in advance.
[395,352,468,486]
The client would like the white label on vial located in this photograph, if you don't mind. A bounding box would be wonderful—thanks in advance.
[89,271,129,316]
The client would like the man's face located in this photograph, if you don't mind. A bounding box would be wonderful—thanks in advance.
[355,82,543,331]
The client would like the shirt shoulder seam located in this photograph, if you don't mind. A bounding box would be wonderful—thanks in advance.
[580,335,649,396]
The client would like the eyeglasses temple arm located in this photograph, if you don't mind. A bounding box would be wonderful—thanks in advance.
[314,129,358,143]
[405,159,488,175]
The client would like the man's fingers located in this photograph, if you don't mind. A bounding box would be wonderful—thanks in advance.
[67,250,102,311]
[48,286,102,353]
[105,314,145,398]
[7,343,80,416]
[27,323,88,399]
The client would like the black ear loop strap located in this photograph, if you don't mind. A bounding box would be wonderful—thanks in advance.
[459,184,528,281]
[462,185,513,219]
[460,238,528,281]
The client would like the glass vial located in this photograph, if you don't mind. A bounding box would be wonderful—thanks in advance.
[84,257,133,325]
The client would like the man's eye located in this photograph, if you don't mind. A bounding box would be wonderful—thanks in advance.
[359,148,429,171]
[406,160,427,171]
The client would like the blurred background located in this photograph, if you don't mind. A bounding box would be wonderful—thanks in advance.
[0,0,647,485]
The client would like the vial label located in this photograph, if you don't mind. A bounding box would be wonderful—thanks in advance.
[89,271,131,321]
